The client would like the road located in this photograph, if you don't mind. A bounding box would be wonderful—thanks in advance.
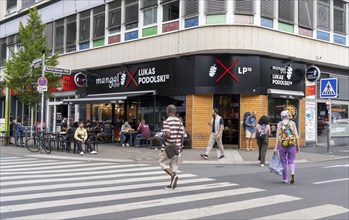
[0,153,348,220]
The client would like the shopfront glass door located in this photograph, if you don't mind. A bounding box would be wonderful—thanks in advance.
[214,95,240,147]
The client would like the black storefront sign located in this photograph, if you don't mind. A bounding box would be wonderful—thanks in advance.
[86,55,305,96]
[305,66,321,82]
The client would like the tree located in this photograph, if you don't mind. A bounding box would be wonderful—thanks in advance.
[4,7,59,107]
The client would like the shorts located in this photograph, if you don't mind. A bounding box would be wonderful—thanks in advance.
[246,130,256,139]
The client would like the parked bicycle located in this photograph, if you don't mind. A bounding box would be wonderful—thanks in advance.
[25,130,52,154]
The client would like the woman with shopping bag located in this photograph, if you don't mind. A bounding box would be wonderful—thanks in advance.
[273,110,300,184]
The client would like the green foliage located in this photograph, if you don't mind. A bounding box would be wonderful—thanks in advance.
[4,7,60,107]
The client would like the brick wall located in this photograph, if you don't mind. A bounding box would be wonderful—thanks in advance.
[186,94,213,148]
[240,95,305,149]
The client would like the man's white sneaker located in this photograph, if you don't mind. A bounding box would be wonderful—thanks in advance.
[90,151,98,154]
[80,151,84,155]
[122,144,125,147]
[126,143,130,147]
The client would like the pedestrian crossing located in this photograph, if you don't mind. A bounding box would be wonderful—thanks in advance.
[1,155,348,220]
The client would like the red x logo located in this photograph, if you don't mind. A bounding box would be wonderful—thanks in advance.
[215,58,240,83]
[125,67,139,88]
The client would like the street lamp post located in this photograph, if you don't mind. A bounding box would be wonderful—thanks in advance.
[40,49,45,132]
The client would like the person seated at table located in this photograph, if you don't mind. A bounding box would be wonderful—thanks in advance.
[120,121,133,147]
[85,120,92,129]
[96,120,107,142]
[61,118,68,132]
[74,122,98,155]
[137,120,151,138]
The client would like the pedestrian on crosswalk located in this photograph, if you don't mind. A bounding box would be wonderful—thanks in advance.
[201,108,225,160]
[159,104,185,189]
[273,110,300,184]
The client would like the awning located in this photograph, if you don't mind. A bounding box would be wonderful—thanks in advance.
[268,89,304,99]
[62,90,156,104]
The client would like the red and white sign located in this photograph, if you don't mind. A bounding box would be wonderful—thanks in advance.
[306,82,316,99]
[50,76,77,92]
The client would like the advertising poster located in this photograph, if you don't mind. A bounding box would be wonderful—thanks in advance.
[305,102,316,141]
[306,82,316,99]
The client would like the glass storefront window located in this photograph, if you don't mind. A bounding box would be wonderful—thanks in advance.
[92,104,113,122]
[332,105,348,124]
[268,97,299,137]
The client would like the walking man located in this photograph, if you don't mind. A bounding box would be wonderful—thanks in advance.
[201,108,225,160]
[245,111,257,151]
[159,105,185,189]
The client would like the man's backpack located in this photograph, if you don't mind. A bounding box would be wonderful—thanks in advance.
[243,112,251,130]
[256,124,267,140]
[279,122,297,147]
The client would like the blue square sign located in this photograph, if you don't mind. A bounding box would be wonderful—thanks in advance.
[320,78,338,98]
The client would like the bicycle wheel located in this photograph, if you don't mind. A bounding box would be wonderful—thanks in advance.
[25,138,40,152]
[43,140,52,154]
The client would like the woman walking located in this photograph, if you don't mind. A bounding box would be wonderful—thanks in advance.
[256,116,271,167]
[273,110,300,184]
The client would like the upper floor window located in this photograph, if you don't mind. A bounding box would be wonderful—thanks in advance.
[66,15,77,52]
[261,0,274,19]
[125,0,139,30]
[141,0,158,26]
[79,10,91,42]
[234,0,254,15]
[109,0,122,34]
[0,38,6,66]
[317,0,330,30]
[162,0,179,22]
[183,0,198,17]
[7,0,17,13]
[334,0,346,34]
[205,0,227,15]
[93,5,105,40]
[22,0,35,8]
[298,0,313,29]
[279,0,294,24]
[44,22,53,55]
[54,18,64,54]
[7,35,16,60]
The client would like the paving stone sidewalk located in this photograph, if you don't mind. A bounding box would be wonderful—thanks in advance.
[1,143,348,165]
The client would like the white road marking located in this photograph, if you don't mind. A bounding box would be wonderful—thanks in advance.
[132,195,301,220]
[8,187,264,220]
[0,173,197,193]
[0,178,220,202]
[323,164,349,169]
[0,160,80,169]
[254,204,349,220]
[313,178,349,185]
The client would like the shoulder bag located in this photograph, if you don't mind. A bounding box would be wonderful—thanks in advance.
[164,122,183,159]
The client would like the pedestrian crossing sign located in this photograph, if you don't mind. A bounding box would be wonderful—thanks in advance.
[320,78,338,98]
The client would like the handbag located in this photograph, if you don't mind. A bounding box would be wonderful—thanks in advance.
[269,152,283,176]
[165,144,180,158]
[164,121,183,159]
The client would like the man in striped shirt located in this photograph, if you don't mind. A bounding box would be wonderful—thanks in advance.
[159,104,185,189]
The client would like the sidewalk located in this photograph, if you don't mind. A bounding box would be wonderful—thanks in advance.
[1,143,348,165]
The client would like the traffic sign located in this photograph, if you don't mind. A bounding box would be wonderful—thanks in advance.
[37,86,48,92]
[37,77,48,86]
[320,78,338,98]
[45,66,71,75]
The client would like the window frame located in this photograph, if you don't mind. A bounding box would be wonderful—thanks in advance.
[298,0,314,29]
[66,15,77,53]
[205,0,227,15]
[333,0,346,35]
[93,5,106,40]
[278,0,295,24]
[162,0,180,22]
[183,0,199,18]
[108,0,122,34]
[317,0,330,31]
[79,10,91,43]
[54,18,65,54]
[143,6,158,26]
[125,0,139,30]
[234,0,254,15]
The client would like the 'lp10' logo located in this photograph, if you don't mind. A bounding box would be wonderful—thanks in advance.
[238,67,252,74]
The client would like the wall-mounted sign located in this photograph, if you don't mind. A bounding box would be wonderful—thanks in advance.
[286,104,297,119]
[271,65,294,86]
[306,82,316,99]
[305,101,316,142]
[74,72,87,87]
[306,66,321,82]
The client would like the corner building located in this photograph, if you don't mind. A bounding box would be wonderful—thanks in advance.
[1,0,348,149]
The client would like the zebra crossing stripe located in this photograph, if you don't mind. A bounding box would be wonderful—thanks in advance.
[313,178,349,185]
[0,158,39,162]
[0,156,22,160]
[0,170,170,186]
[0,173,197,194]
[0,178,219,202]
[254,204,349,220]
[132,195,301,220]
[7,187,264,220]
[1,163,146,174]
[0,160,80,169]
[1,166,160,181]
[1,182,237,213]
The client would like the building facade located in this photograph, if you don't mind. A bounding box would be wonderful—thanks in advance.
[1,0,348,148]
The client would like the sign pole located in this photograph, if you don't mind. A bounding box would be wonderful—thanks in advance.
[40,51,45,132]
[327,99,331,153]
